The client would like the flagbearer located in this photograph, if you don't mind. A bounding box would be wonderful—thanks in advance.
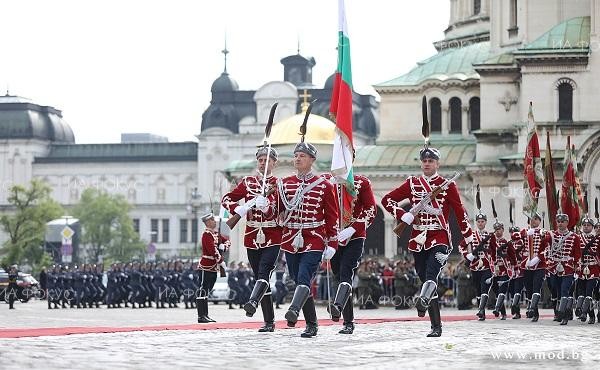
[327,151,377,334]
[382,96,473,337]
[276,106,339,338]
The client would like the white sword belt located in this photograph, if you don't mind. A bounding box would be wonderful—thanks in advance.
[202,255,217,260]
[246,220,278,228]
[413,224,443,231]
[284,221,325,229]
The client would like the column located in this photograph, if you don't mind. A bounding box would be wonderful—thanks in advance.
[481,0,489,15]
[462,105,470,137]
[441,103,449,136]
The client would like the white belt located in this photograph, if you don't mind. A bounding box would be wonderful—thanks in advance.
[202,255,217,260]
[413,224,443,231]
[285,220,325,229]
[247,220,278,228]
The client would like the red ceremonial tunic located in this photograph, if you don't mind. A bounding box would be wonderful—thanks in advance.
[277,173,338,253]
[579,231,600,279]
[198,229,228,272]
[519,228,548,271]
[459,229,492,271]
[489,234,518,278]
[544,230,581,276]
[509,230,526,277]
[222,174,282,249]
[382,173,473,252]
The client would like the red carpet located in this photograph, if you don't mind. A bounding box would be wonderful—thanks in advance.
[0,314,554,339]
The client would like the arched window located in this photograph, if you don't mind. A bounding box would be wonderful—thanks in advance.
[474,0,481,15]
[469,97,480,132]
[449,97,462,133]
[430,98,442,133]
[558,82,573,122]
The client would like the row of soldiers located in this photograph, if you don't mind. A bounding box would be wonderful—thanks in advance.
[44,260,273,310]
[460,208,600,326]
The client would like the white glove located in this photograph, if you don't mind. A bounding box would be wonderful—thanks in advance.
[464,235,473,244]
[234,205,250,217]
[485,277,492,284]
[527,256,540,267]
[220,261,227,269]
[574,273,579,280]
[218,243,225,251]
[322,246,336,260]
[337,226,356,242]
[255,195,269,211]
[401,212,415,225]
[466,253,475,262]
[526,228,535,236]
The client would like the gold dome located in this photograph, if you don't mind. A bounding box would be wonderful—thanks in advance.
[265,108,335,146]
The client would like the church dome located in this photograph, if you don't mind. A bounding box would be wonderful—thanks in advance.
[211,72,239,93]
[0,94,75,143]
[267,106,335,146]
[324,72,336,89]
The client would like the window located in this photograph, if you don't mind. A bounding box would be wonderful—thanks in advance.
[469,97,481,132]
[509,0,518,37]
[430,98,442,133]
[151,219,158,243]
[558,82,573,122]
[132,218,140,235]
[449,97,462,133]
[162,219,170,243]
[474,0,481,15]
[180,219,188,243]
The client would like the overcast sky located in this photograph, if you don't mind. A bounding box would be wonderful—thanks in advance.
[0,0,450,144]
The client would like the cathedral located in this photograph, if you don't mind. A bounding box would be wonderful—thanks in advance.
[2,0,600,263]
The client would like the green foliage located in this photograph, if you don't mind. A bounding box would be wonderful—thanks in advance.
[0,180,64,269]
[72,188,145,263]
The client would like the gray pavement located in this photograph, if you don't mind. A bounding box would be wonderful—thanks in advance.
[0,300,599,369]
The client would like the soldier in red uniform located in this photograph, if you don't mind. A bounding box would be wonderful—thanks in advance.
[545,213,581,325]
[508,225,526,319]
[575,215,599,323]
[221,146,281,332]
[458,210,493,321]
[327,170,377,334]
[382,146,473,337]
[196,213,230,323]
[488,221,517,320]
[520,213,547,322]
[277,140,338,338]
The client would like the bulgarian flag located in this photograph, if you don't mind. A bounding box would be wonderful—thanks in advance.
[330,0,356,226]
[544,131,558,230]
[561,136,585,229]
[522,102,544,217]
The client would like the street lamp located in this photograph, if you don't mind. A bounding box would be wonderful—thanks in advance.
[187,187,202,256]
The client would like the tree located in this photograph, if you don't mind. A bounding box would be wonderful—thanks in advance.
[72,188,145,262]
[0,180,64,271]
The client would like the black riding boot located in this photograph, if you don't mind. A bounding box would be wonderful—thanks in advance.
[258,294,275,332]
[329,282,352,322]
[580,297,592,322]
[476,294,488,321]
[493,293,505,319]
[339,293,355,334]
[196,297,215,323]
[575,296,585,317]
[558,297,569,325]
[511,293,521,319]
[426,298,442,337]
[530,293,541,322]
[285,285,310,327]
[244,279,270,318]
[300,296,318,338]
[416,280,437,317]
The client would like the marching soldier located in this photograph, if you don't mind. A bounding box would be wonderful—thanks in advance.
[196,213,230,323]
[382,137,473,337]
[458,189,493,321]
[576,215,598,323]
[277,133,339,338]
[508,225,526,319]
[520,212,547,322]
[544,213,581,325]
[488,220,517,320]
[327,166,377,334]
[222,145,281,332]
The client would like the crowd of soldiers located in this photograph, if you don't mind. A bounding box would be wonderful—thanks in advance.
[41,260,289,311]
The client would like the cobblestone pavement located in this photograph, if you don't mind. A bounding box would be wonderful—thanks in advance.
[1,301,599,369]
